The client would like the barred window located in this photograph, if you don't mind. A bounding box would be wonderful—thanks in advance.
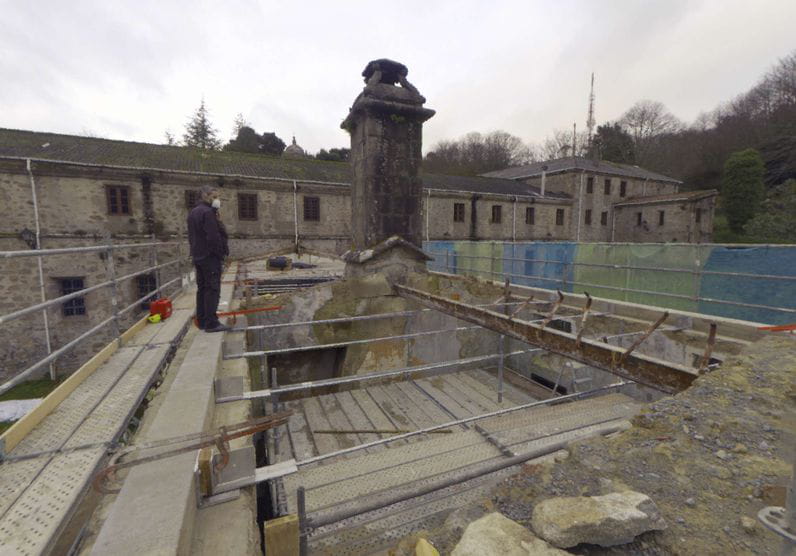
[525,206,535,225]
[584,209,592,225]
[696,208,702,223]
[620,181,627,197]
[453,203,465,222]
[303,196,320,221]
[185,190,201,210]
[555,209,565,226]
[658,210,665,226]
[106,185,131,215]
[604,179,611,195]
[60,277,86,316]
[238,193,258,220]
[601,211,608,226]
[586,176,594,194]
[636,212,643,226]
[137,273,157,309]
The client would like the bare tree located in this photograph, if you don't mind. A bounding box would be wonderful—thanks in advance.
[540,128,589,160]
[424,130,536,175]
[619,100,682,166]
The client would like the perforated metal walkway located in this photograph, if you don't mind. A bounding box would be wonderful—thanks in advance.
[0,302,193,556]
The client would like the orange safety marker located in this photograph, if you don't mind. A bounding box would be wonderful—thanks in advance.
[757,323,796,332]
[193,305,283,328]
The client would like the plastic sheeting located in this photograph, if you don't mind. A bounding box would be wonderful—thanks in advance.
[424,241,796,325]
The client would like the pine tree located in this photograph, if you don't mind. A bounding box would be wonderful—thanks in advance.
[183,99,221,150]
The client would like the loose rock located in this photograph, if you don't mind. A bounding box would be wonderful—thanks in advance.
[451,512,569,556]
[531,491,666,548]
[740,516,757,534]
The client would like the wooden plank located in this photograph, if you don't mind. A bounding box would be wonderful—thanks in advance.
[333,391,383,451]
[413,377,475,419]
[443,373,511,413]
[461,368,533,405]
[285,401,316,460]
[0,337,123,455]
[365,385,417,430]
[349,389,404,447]
[316,393,361,448]
[379,383,438,429]
[437,374,499,414]
[392,381,458,427]
[264,514,299,556]
[120,314,150,344]
[300,397,340,456]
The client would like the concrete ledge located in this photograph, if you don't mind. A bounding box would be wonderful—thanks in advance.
[91,265,237,556]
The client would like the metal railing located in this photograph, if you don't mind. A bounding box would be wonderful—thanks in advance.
[0,238,191,396]
[427,250,796,319]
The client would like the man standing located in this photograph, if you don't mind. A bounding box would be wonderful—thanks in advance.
[187,185,230,332]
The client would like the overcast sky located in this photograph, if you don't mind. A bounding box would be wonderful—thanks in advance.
[2,0,794,154]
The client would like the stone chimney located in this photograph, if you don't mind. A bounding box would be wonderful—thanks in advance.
[341,59,435,282]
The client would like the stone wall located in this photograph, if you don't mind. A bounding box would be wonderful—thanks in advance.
[613,196,716,243]
[524,171,681,242]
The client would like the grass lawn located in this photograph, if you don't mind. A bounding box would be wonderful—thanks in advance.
[0,378,62,402]
[0,378,63,435]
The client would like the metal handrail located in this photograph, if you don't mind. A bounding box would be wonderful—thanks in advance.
[0,241,179,259]
[0,240,190,396]
[0,260,179,325]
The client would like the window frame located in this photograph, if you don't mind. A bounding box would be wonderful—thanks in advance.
[490,205,502,224]
[658,210,665,226]
[696,208,702,223]
[60,277,87,317]
[106,185,131,215]
[636,212,643,226]
[586,176,594,194]
[584,209,592,225]
[525,206,535,225]
[453,202,465,223]
[600,211,608,226]
[620,181,627,197]
[303,195,320,221]
[555,208,565,226]
[237,193,259,221]
[604,179,611,195]
[136,273,158,309]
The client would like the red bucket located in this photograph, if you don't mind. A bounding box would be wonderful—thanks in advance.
[150,298,173,320]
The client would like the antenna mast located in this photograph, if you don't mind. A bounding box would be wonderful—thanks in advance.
[586,72,596,149]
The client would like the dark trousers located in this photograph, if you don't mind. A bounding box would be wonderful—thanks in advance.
[195,256,222,329]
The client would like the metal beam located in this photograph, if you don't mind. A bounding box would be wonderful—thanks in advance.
[394,284,697,393]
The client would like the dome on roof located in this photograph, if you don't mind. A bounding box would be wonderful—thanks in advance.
[283,136,306,158]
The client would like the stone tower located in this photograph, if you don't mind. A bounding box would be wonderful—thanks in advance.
[341,59,435,250]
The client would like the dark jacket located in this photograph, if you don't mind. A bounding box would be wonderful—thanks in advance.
[187,202,225,262]
[215,209,230,258]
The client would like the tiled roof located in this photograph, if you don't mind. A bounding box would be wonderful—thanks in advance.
[613,189,718,207]
[0,128,570,200]
[481,156,682,184]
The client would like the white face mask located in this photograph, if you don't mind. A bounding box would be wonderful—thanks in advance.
[211,198,221,209]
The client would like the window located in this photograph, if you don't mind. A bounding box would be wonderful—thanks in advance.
[636,212,643,226]
[185,190,200,210]
[584,209,592,225]
[106,185,131,215]
[696,208,702,223]
[555,209,565,226]
[303,196,320,221]
[600,211,608,226]
[491,205,502,224]
[604,179,611,195]
[137,274,157,309]
[620,181,627,197]
[525,206,535,225]
[586,176,594,194]
[60,277,86,316]
[238,193,258,220]
[658,210,665,226]
[453,203,465,222]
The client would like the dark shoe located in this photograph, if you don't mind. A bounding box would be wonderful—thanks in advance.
[205,323,231,333]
